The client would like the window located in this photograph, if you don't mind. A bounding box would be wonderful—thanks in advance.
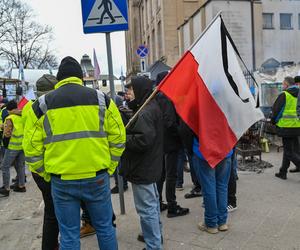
[280,13,293,30]
[263,13,274,29]
[299,13,300,29]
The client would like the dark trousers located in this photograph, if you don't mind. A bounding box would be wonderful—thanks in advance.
[189,152,201,189]
[280,137,300,173]
[157,150,178,208]
[32,173,59,250]
[228,152,237,206]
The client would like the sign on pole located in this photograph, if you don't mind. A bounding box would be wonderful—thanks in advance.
[140,58,147,73]
[81,0,129,34]
[136,45,149,58]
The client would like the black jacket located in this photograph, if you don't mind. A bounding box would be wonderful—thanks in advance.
[156,93,182,153]
[271,86,300,137]
[120,77,163,184]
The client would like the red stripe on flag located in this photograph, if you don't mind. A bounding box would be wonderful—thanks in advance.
[18,96,29,110]
[158,51,237,167]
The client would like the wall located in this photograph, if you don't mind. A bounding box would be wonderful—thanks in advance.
[261,0,300,65]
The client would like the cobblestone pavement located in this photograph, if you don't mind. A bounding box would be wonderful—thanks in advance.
[1,147,300,250]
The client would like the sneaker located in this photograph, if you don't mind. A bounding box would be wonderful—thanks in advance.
[80,222,96,238]
[198,223,218,234]
[184,186,202,199]
[218,224,229,231]
[13,186,26,192]
[0,187,9,197]
[160,202,168,212]
[227,204,237,213]
[275,172,287,180]
[176,184,184,191]
[167,205,189,218]
[289,168,300,173]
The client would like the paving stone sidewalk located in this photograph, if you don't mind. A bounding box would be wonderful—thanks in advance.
[1,147,300,250]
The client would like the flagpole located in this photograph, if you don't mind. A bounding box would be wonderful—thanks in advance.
[188,11,222,51]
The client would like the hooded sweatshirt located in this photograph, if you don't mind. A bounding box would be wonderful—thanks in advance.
[120,76,163,184]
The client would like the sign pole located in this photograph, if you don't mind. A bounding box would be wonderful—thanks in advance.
[105,32,126,215]
[105,32,116,100]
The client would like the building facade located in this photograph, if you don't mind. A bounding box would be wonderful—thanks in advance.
[178,0,300,70]
[125,0,202,78]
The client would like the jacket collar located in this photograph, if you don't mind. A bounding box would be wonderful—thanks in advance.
[55,77,83,89]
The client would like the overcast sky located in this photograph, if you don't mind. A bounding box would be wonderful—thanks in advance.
[25,0,126,76]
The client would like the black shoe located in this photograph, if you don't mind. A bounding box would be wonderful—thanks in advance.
[0,187,9,197]
[137,233,145,243]
[160,202,168,212]
[12,177,17,183]
[289,168,300,173]
[10,183,18,189]
[111,186,128,194]
[13,186,26,192]
[275,172,287,180]
[167,205,189,218]
[184,187,202,199]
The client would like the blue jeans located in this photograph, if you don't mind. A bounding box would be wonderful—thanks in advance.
[132,183,162,250]
[1,149,25,189]
[193,155,231,228]
[51,172,117,250]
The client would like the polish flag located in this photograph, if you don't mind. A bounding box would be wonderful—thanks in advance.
[157,16,264,168]
[18,88,35,110]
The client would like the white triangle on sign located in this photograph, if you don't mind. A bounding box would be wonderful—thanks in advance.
[84,0,127,27]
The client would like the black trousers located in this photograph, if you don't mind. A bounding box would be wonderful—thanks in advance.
[228,152,237,206]
[32,173,59,250]
[280,137,300,173]
[157,150,178,208]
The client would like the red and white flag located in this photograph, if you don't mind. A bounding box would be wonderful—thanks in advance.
[93,48,100,80]
[158,16,264,168]
[18,88,35,110]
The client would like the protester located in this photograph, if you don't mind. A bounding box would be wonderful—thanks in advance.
[227,149,238,212]
[0,100,26,197]
[272,77,300,179]
[193,137,232,234]
[120,76,163,250]
[155,71,190,217]
[23,56,125,250]
[23,74,59,250]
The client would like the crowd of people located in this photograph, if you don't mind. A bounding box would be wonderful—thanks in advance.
[0,56,298,250]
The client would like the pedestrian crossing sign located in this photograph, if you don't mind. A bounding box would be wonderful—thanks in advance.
[81,0,128,34]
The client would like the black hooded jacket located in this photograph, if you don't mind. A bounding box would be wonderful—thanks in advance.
[271,86,300,137]
[120,76,163,184]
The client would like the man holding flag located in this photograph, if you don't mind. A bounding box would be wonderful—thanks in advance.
[156,14,263,233]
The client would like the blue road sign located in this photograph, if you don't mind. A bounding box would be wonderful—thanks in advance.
[136,45,149,58]
[81,0,128,34]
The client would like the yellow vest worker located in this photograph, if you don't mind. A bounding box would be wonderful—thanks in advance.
[23,57,125,249]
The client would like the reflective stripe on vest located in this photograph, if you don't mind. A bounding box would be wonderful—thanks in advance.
[7,114,24,150]
[42,90,107,145]
[277,91,300,128]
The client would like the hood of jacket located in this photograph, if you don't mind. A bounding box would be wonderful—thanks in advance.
[128,76,153,111]
[285,86,299,97]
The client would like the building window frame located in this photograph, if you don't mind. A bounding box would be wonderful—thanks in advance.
[262,13,274,29]
[280,13,293,30]
[299,13,300,30]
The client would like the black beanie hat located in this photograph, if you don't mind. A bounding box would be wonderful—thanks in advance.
[294,76,300,83]
[56,56,83,81]
[6,100,18,111]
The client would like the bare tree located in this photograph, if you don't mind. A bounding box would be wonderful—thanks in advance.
[0,1,57,68]
[0,0,16,42]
